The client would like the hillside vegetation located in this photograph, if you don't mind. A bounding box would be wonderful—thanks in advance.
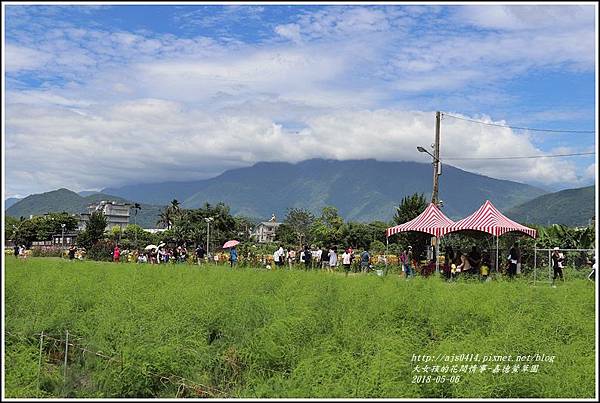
[103,159,547,221]
[6,189,163,229]
[506,186,595,227]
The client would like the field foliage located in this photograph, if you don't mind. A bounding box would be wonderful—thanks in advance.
[4,258,596,398]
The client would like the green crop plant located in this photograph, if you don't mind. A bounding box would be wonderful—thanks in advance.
[4,257,595,398]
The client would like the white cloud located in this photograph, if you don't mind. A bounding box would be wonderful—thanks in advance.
[455,5,595,31]
[5,96,587,197]
[275,23,302,44]
[5,43,51,72]
[4,5,596,197]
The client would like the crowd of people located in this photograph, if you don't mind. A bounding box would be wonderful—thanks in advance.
[18,238,592,284]
[111,244,196,264]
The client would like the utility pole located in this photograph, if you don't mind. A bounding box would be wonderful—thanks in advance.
[432,111,441,273]
[432,111,441,205]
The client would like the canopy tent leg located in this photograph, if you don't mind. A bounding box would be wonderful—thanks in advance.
[495,235,499,275]
[435,236,440,273]
[385,237,389,271]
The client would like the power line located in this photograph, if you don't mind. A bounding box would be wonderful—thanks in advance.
[441,113,595,134]
[441,152,595,161]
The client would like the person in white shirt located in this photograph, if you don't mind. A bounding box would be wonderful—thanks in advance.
[274,246,285,268]
[328,247,338,273]
[588,255,596,281]
[287,248,296,269]
[342,248,352,276]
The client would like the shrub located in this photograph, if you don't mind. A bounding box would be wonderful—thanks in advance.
[31,246,64,258]
[87,240,116,262]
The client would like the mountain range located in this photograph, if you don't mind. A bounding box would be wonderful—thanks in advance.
[5,189,163,229]
[102,159,547,221]
[505,185,595,227]
[6,159,593,227]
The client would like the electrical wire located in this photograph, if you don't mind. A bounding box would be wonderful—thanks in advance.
[441,113,595,134]
[441,152,595,161]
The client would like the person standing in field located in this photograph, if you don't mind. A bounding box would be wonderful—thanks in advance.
[68,245,76,261]
[113,245,120,263]
[328,246,338,273]
[342,248,352,276]
[229,246,238,267]
[287,248,296,269]
[514,241,522,274]
[13,244,19,259]
[406,246,414,278]
[399,249,408,278]
[468,245,481,277]
[195,245,206,265]
[456,252,470,276]
[551,247,565,287]
[320,246,329,270]
[480,250,491,281]
[588,256,596,281]
[303,245,311,270]
[507,244,519,278]
[360,249,370,273]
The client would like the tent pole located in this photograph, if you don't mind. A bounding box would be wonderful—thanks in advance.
[385,237,389,274]
[435,236,439,274]
[495,234,499,275]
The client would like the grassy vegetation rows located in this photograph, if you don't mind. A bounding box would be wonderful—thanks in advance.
[4,258,596,398]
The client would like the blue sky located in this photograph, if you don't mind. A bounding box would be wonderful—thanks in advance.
[3,3,597,198]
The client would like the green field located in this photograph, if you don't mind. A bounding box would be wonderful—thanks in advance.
[4,258,596,398]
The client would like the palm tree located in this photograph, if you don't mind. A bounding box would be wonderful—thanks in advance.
[157,209,173,230]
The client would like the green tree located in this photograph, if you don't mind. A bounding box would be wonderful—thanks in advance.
[233,216,256,243]
[167,202,237,248]
[392,193,429,260]
[311,206,344,247]
[78,211,108,249]
[275,208,315,247]
[8,212,78,246]
[5,216,20,241]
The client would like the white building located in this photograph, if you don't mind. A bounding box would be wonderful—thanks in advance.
[251,214,281,243]
[79,200,131,231]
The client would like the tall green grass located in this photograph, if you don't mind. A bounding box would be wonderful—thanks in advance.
[4,258,596,398]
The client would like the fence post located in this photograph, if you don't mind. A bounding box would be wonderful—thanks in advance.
[63,330,69,388]
[37,331,44,396]
[533,244,537,286]
[548,250,552,282]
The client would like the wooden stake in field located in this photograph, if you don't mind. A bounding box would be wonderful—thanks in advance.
[37,331,44,396]
[63,330,69,387]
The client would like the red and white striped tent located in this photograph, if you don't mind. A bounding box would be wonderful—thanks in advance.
[386,203,455,238]
[445,200,536,238]
[445,200,536,272]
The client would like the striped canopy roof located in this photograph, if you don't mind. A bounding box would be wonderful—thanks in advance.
[386,203,455,238]
[445,200,537,238]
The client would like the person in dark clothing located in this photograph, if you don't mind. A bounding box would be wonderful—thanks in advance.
[551,247,565,287]
[68,246,76,260]
[443,246,455,280]
[320,246,329,269]
[507,244,518,278]
[303,245,312,270]
[14,245,19,258]
[514,241,522,274]
[468,246,482,276]
[195,245,206,265]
